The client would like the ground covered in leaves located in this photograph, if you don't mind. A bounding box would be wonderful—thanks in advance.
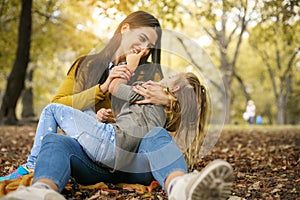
[0,124,299,200]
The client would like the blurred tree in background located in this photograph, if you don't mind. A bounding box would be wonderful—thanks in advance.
[181,0,260,124]
[0,0,299,125]
[0,0,32,124]
[249,0,299,124]
[0,0,103,124]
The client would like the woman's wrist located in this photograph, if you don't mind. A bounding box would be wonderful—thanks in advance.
[99,82,109,93]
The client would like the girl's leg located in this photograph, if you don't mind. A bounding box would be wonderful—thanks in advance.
[27,103,110,169]
[0,103,68,181]
[27,103,63,168]
[33,133,119,192]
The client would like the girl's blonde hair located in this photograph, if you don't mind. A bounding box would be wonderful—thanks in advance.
[165,72,208,163]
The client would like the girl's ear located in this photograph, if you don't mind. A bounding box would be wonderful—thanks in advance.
[121,23,130,34]
[170,85,180,93]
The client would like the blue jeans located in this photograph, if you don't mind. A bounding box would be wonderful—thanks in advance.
[27,103,116,169]
[33,127,187,192]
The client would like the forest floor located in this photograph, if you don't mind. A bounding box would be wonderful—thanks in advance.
[0,124,299,200]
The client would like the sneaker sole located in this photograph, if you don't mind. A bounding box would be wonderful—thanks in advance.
[2,186,66,200]
[188,159,234,200]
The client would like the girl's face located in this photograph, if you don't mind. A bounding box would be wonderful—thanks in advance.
[120,25,158,57]
[159,74,180,92]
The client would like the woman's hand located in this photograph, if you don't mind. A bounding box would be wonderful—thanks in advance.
[100,65,133,93]
[109,65,132,82]
[96,108,115,123]
[133,80,170,106]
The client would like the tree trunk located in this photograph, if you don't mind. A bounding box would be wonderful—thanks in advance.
[22,67,35,119]
[277,94,285,125]
[223,75,232,124]
[0,0,32,125]
[220,45,232,124]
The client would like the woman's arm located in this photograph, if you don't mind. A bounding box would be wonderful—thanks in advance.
[51,62,107,111]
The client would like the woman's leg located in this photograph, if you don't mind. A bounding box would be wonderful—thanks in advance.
[114,127,187,190]
[116,127,233,200]
[137,127,188,190]
[3,133,117,200]
[33,133,119,192]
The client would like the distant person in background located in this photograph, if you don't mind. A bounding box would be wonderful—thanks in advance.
[256,115,263,125]
[245,100,256,124]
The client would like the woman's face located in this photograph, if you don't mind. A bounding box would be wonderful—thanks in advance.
[120,25,158,57]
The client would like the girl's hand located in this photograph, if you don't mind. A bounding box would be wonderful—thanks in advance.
[133,80,169,106]
[96,108,115,123]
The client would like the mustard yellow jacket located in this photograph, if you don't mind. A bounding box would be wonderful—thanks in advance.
[51,58,111,112]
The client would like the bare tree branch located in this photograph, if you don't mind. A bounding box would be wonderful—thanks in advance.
[175,35,225,94]
[233,71,250,101]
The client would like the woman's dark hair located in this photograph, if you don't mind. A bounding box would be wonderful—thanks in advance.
[72,11,162,89]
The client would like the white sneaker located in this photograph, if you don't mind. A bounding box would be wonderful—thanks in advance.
[168,159,233,200]
[1,185,66,200]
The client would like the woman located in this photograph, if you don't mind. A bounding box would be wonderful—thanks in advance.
[3,69,234,199]
[0,10,168,180]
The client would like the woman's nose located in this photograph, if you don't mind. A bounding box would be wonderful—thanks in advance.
[140,41,152,49]
[136,46,149,53]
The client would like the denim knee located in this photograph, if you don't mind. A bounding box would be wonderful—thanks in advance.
[42,103,63,117]
[144,127,169,138]
[42,133,58,143]
[41,133,69,147]
[139,127,172,152]
[42,103,56,113]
